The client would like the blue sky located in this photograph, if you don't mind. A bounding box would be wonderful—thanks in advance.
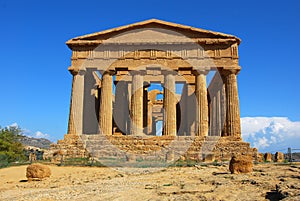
[0,0,299,153]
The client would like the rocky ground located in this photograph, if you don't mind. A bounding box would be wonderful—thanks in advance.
[0,163,299,201]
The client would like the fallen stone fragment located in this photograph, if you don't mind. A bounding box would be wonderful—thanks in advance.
[275,152,285,162]
[264,153,272,162]
[26,163,51,180]
[229,155,253,174]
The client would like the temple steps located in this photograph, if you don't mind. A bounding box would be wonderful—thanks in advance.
[47,134,257,163]
[77,134,256,162]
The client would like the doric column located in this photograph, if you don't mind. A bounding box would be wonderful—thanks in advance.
[194,70,209,136]
[67,66,85,134]
[216,90,222,136]
[221,85,227,136]
[130,71,144,135]
[67,67,78,134]
[221,69,241,138]
[163,70,177,136]
[99,70,114,135]
[148,102,153,135]
[186,84,196,136]
[212,96,217,136]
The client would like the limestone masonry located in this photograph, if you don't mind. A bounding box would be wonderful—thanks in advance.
[49,19,257,163]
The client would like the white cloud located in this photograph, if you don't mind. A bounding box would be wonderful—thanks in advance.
[34,131,50,139]
[241,117,300,153]
[253,137,270,149]
[8,122,19,128]
[5,123,51,140]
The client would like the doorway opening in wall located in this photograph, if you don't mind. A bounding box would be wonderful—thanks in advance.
[156,120,163,136]
[148,83,163,100]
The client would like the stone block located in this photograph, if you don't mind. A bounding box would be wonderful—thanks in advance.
[264,153,272,162]
[26,164,51,180]
[229,155,253,174]
[275,152,285,162]
[256,153,264,162]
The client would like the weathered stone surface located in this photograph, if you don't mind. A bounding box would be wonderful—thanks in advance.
[275,152,285,162]
[229,155,253,174]
[264,153,273,162]
[49,134,257,162]
[26,164,51,180]
[45,134,89,161]
[276,180,300,200]
[256,153,264,162]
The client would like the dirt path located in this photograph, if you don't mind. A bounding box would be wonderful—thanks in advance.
[0,163,299,200]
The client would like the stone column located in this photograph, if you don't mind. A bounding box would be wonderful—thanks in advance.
[221,84,227,137]
[130,71,144,135]
[221,69,241,138]
[148,102,153,135]
[186,84,196,136]
[194,70,209,136]
[163,70,177,136]
[67,66,85,134]
[212,96,217,136]
[99,70,114,135]
[216,90,222,136]
[67,67,78,134]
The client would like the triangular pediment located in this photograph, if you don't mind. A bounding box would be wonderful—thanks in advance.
[66,19,240,48]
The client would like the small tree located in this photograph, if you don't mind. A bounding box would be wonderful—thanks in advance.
[0,126,26,165]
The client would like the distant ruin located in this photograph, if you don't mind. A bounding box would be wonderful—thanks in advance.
[49,19,257,164]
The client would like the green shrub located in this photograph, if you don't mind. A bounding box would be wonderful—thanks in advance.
[0,153,9,168]
[0,126,26,165]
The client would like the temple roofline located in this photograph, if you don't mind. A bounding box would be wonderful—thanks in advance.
[66,19,241,48]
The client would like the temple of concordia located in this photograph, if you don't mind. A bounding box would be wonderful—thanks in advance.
[49,19,257,163]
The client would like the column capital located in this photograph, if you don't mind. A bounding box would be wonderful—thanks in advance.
[220,68,240,76]
[192,69,209,76]
[68,66,86,76]
[100,69,115,76]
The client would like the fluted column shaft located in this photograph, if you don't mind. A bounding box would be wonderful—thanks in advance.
[148,102,153,134]
[99,71,114,135]
[130,72,144,135]
[222,69,241,137]
[195,71,209,136]
[67,66,85,134]
[67,68,78,134]
[163,71,176,136]
[216,90,222,136]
